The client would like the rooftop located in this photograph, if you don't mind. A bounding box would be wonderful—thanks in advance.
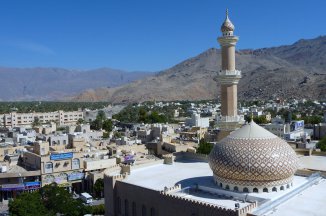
[298,155,326,171]
[118,159,325,214]
[264,179,326,216]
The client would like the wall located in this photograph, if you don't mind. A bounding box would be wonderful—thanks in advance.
[84,158,116,171]
[105,178,240,216]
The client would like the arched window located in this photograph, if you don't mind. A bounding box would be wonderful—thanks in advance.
[43,175,55,184]
[280,186,284,190]
[150,208,155,216]
[72,158,80,169]
[286,184,290,189]
[225,185,230,190]
[142,205,147,216]
[132,202,136,216]
[253,188,258,193]
[263,188,268,192]
[116,197,121,214]
[272,187,277,192]
[125,199,129,216]
[220,183,223,188]
[243,187,249,193]
[234,186,238,191]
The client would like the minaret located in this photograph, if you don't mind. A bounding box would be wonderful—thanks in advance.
[217,9,244,140]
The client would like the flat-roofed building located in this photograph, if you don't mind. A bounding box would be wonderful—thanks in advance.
[0,110,83,128]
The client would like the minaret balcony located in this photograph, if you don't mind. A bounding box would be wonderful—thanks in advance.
[219,69,241,76]
[217,115,245,123]
[218,70,241,84]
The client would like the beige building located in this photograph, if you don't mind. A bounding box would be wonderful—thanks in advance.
[22,141,85,192]
[0,110,83,128]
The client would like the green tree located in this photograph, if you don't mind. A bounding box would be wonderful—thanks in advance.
[90,118,103,130]
[9,192,50,216]
[96,110,106,121]
[196,139,213,155]
[103,119,113,132]
[41,184,91,216]
[32,117,41,127]
[114,131,122,138]
[91,204,105,215]
[76,118,85,125]
[245,115,268,124]
[301,115,323,124]
[103,131,110,139]
[93,178,104,198]
[317,136,326,152]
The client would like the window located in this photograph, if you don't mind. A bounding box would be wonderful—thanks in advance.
[72,158,80,169]
[132,202,137,216]
[253,188,258,193]
[44,162,53,173]
[263,188,268,192]
[116,197,121,214]
[142,205,146,216]
[125,199,129,216]
[243,187,249,193]
[150,208,155,216]
[272,187,277,192]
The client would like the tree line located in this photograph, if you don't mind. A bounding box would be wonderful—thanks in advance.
[0,101,111,114]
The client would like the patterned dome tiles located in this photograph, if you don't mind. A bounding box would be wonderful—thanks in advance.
[208,122,299,190]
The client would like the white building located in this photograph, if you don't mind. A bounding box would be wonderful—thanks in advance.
[186,113,209,128]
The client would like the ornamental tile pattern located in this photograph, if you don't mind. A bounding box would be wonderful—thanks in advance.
[208,136,299,188]
[213,174,293,187]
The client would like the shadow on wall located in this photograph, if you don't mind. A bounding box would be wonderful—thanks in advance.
[176,176,214,189]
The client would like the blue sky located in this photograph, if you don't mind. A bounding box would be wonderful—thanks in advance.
[0,0,325,71]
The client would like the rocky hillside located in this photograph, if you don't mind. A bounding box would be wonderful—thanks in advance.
[0,67,152,101]
[73,36,326,103]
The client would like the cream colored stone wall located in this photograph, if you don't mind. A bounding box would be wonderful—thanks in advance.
[84,158,116,171]
[221,45,236,71]
[221,85,237,116]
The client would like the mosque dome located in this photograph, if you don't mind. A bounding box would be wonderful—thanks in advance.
[221,9,234,32]
[208,120,299,193]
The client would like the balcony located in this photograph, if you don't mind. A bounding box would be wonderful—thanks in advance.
[217,115,244,123]
[218,70,241,76]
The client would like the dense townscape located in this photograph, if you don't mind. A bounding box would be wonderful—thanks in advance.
[0,4,325,216]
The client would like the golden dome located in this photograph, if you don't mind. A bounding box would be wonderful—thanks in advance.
[208,121,299,189]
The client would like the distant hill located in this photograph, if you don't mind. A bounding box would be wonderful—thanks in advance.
[73,36,326,103]
[0,67,152,101]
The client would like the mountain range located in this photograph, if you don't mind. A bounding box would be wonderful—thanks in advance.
[0,67,151,101]
[73,36,326,103]
[0,36,325,102]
